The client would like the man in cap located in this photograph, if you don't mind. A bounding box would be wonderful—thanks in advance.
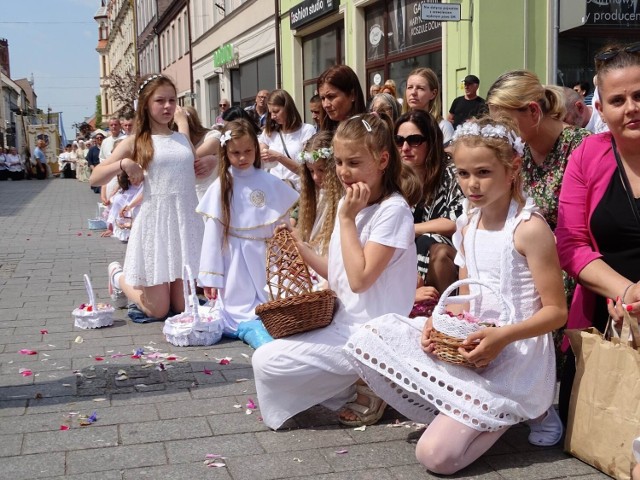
[448,74,487,129]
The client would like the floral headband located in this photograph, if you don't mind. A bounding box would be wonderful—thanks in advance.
[296,147,333,165]
[219,131,232,147]
[452,122,525,157]
[138,74,164,94]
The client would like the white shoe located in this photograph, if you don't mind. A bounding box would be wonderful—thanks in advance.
[528,406,563,446]
[108,261,127,309]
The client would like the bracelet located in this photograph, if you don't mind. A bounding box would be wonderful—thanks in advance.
[622,283,635,304]
[119,159,125,173]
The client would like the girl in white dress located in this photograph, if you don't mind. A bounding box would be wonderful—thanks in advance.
[344,116,567,475]
[90,74,207,318]
[295,131,343,285]
[197,119,298,336]
[252,113,417,430]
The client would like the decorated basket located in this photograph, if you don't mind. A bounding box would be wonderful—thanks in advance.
[255,229,336,339]
[73,274,115,329]
[163,265,224,347]
[88,203,108,230]
[430,278,502,368]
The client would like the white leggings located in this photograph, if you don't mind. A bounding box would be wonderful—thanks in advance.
[416,413,508,475]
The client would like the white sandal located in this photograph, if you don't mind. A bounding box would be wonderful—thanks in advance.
[528,406,563,446]
[338,384,387,427]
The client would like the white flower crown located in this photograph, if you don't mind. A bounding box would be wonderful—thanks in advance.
[138,74,164,94]
[296,147,333,165]
[452,122,525,157]
[219,131,232,147]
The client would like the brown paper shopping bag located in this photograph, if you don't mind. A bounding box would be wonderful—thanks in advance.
[565,312,640,480]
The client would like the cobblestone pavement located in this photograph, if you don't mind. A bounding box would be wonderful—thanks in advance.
[0,178,608,480]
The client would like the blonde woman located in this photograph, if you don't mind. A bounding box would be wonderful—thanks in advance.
[486,70,590,231]
[403,67,454,144]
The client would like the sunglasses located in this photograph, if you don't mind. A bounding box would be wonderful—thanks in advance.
[595,42,640,63]
[394,134,427,147]
[219,104,228,107]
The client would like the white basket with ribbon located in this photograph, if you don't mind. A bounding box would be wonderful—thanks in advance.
[73,274,115,329]
[163,265,224,347]
[430,278,504,367]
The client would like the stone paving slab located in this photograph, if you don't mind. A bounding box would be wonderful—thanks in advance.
[0,177,614,479]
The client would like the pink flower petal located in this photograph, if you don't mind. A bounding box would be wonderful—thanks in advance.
[94,357,104,361]
[203,368,212,375]
[40,329,48,335]
[60,425,70,431]
[335,449,349,455]
[218,358,231,365]
[19,368,33,377]
[246,398,256,409]
[77,232,82,236]
[166,356,177,361]
[87,233,92,237]
[205,454,224,459]
[130,355,141,359]
[18,349,37,355]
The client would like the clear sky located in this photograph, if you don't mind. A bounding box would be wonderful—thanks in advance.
[1,0,100,140]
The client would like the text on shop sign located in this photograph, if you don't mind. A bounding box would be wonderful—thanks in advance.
[290,0,338,29]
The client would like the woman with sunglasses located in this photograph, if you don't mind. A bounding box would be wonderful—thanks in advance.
[395,110,463,293]
[556,42,640,425]
[486,70,590,232]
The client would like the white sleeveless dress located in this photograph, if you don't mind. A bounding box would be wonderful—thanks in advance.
[344,197,556,432]
[123,132,203,286]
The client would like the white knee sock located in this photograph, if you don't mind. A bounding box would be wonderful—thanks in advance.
[113,271,123,290]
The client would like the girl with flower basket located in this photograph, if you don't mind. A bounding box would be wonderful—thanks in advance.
[196,119,298,337]
[344,116,567,475]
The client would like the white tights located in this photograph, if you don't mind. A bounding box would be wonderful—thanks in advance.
[416,413,508,475]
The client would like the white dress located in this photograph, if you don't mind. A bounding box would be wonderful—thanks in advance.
[123,132,203,286]
[252,193,417,430]
[195,129,221,201]
[344,198,556,432]
[197,165,299,334]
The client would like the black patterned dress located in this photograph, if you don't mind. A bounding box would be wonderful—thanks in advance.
[414,163,464,280]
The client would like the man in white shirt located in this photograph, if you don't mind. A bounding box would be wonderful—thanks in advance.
[100,118,125,203]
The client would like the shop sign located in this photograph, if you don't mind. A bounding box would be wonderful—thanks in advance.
[389,0,442,57]
[584,0,640,27]
[421,3,461,22]
[213,44,239,68]
[290,0,338,30]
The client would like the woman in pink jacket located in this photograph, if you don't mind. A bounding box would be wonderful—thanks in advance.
[556,42,640,424]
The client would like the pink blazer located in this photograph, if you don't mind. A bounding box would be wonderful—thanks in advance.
[556,132,617,349]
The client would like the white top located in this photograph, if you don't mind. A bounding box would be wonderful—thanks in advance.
[258,123,315,188]
[5,153,23,172]
[195,129,221,201]
[328,193,417,336]
[439,118,455,144]
[99,132,125,162]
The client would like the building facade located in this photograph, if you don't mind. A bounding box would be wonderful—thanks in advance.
[190,0,277,127]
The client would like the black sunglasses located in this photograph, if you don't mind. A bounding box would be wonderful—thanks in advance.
[394,134,427,147]
[595,42,640,63]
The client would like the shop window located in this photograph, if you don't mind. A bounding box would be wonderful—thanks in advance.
[237,52,276,106]
[364,1,442,100]
[208,76,220,125]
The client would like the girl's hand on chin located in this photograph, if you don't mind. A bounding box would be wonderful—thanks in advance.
[339,182,370,220]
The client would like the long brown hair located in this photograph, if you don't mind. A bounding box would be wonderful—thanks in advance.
[132,74,177,170]
[297,131,343,255]
[394,110,446,207]
[217,119,261,242]
[263,89,303,135]
[182,105,210,146]
[334,113,404,203]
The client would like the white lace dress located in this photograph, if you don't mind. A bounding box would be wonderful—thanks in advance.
[123,132,203,286]
[344,198,557,432]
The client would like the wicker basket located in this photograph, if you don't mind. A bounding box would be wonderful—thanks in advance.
[163,265,224,347]
[73,274,115,329]
[429,278,503,368]
[255,229,336,339]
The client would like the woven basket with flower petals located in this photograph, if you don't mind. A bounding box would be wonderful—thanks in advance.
[256,229,336,338]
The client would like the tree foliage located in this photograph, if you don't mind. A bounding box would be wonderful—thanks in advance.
[105,71,139,116]
[95,94,102,128]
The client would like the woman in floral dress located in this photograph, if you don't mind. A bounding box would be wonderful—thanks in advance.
[486,70,590,231]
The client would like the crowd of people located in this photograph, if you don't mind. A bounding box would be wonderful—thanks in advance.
[74,41,640,477]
